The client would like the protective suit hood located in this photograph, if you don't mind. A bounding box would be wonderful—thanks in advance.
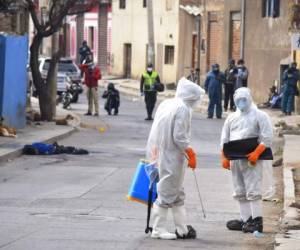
[234,87,254,113]
[175,77,205,108]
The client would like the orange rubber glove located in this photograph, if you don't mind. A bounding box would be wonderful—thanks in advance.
[247,144,266,166]
[222,151,230,170]
[185,147,197,170]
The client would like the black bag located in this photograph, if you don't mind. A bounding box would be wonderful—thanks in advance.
[154,82,165,92]
[223,137,273,160]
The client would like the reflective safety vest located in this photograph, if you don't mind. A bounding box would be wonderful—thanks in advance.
[143,71,158,91]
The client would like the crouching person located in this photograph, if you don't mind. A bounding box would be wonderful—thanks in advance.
[102,83,120,115]
[221,87,273,233]
[146,78,205,240]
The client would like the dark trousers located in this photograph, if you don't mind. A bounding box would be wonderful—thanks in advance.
[105,96,119,115]
[281,91,295,114]
[224,84,235,110]
[145,91,157,118]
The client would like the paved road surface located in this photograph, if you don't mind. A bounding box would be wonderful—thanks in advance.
[0,94,276,249]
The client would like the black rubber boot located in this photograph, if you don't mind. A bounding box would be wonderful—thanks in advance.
[226,217,252,231]
[176,225,197,239]
[242,216,263,233]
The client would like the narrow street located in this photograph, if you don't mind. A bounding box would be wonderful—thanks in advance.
[0,94,279,250]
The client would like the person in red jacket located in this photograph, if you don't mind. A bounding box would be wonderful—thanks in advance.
[79,54,101,116]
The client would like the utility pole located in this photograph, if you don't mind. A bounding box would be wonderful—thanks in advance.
[147,0,155,65]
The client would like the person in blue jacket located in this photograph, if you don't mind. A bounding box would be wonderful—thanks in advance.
[281,62,300,116]
[204,63,225,119]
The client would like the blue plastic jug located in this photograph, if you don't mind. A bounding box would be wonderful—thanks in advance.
[127,160,157,205]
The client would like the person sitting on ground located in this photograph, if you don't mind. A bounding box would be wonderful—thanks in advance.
[102,83,120,116]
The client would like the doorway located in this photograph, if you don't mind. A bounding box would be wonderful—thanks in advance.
[124,43,132,78]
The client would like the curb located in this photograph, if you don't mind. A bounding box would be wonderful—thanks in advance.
[275,134,300,249]
[0,127,77,164]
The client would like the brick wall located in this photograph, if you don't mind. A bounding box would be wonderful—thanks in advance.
[97,4,108,73]
[230,19,241,61]
[207,11,223,69]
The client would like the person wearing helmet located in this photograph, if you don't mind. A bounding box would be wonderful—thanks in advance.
[140,63,161,120]
[146,77,205,240]
[220,87,273,233]
[224,59,237,111]
[204,63,225,119]
[281,62,300,116]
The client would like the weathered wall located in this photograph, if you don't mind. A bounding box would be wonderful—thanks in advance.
[244,0,291,103]
[177,9,196,80]
[111,0,179,83]
[222,0,241,68]
[199,0,224,83]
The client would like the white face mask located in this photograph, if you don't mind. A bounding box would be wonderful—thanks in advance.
[147,67,153,72]
[236,98,248,112]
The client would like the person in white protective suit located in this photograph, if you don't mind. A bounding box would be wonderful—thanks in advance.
[220,87,273,233]
[146,77,205,240]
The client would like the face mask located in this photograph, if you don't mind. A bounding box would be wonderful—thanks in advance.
[236,99,248,112]
[213,68,219,73]
[147,67,153,72]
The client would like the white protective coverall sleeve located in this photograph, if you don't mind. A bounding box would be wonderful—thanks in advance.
[220,87,273,201]
[146,78,204,207]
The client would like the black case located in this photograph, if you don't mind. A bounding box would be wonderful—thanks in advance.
[223,137,273,160]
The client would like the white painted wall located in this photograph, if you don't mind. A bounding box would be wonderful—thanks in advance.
[111,0,180,83]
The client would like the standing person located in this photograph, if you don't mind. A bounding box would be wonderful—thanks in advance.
[236,59,249,89]
[79,54,101,116]
[78,40,91,64]
[204,63,225,119]
[281,62,300,116]
[147,77,205,240]
[224,59,237,111]
[140,63,161,121]
[221,87,273,233]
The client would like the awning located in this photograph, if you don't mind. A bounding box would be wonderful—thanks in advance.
[179,4,203,16]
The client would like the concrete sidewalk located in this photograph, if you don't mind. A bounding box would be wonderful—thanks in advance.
[0,98,79,163]
[263,110,300,249]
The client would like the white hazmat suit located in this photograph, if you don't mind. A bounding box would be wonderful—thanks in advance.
[146,77,204,239]
[221,87,273,233]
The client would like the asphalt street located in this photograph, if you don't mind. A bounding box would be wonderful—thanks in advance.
[0,92,277,250]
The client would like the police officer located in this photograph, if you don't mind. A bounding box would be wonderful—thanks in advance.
[281,62,300,116]
[224,59,237,111]
[140,63,161,120]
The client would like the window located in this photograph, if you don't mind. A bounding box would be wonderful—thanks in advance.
[143,0,147,8]
[165,46,174,65]
[262,0,280,18]
[120,0,126,9]
[166,0,173,11]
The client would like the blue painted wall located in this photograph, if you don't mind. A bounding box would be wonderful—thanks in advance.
[0,35,28,129]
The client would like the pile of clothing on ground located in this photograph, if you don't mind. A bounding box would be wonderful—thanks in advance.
[22,142,89,155]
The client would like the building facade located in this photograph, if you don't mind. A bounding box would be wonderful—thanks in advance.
[111,0,181,83]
